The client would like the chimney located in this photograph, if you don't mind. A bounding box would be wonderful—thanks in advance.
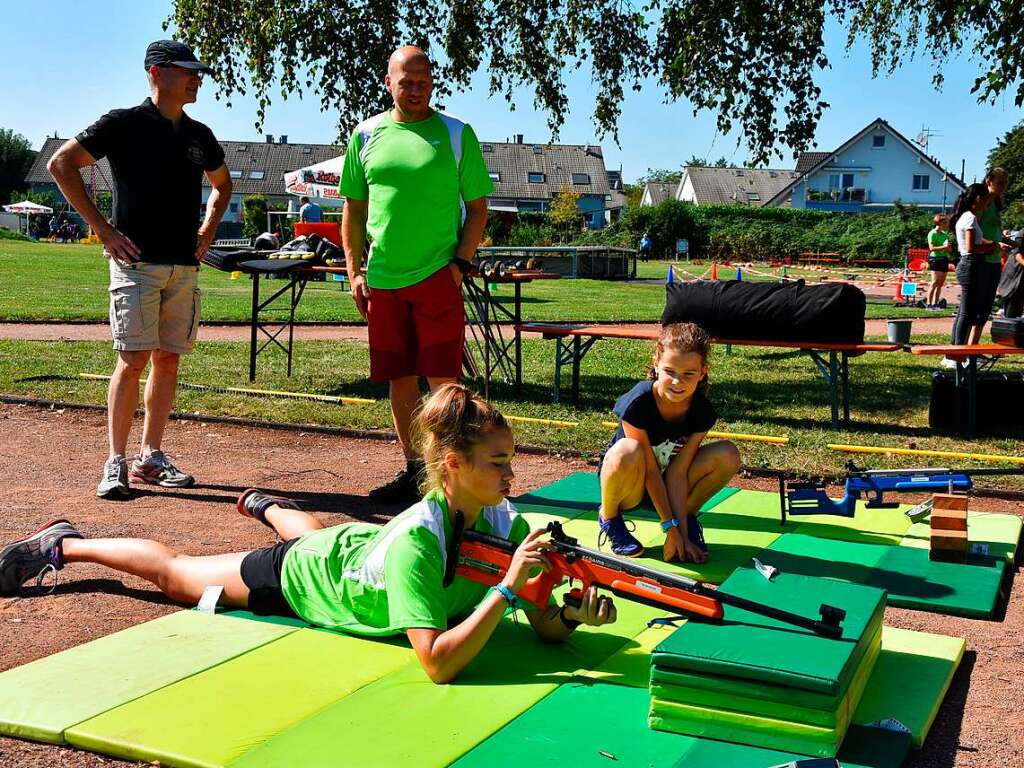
[265,134,275,144]
[515,134,524,144]
[278,135,288,144]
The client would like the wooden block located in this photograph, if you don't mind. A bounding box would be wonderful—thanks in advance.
[932,494,969,512]
[930,509,968,532]
[931,528,969,551]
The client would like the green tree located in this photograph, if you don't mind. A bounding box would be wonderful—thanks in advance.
[242,194,268,238]
[637,169,683,185]
[684,156,731,168]
[549,185,583,240]
[168,2,1024,163]
[988,121,1024,205]
[0,129,36,206]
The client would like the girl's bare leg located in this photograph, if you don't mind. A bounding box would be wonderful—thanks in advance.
[599,438,646,519]
[665,440,741,517]
[61,538,250,606]
[263,504,325,541]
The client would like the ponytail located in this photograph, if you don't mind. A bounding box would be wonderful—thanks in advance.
[413,383,509,491]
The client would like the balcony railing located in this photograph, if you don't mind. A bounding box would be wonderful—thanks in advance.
[806,188,868,203]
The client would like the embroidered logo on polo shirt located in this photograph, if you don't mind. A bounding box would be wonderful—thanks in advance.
[186,141,206,165]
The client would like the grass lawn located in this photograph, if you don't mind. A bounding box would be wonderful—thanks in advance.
[2,241,951,323]
[3,334,1021,484]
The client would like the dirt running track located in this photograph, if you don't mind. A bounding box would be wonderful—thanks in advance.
[0,403,1020,767]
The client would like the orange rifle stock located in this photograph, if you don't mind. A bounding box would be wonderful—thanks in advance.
[453,521,846,638]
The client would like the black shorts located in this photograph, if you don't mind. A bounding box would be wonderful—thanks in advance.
[927,257,949,273]
[240,539,299,618]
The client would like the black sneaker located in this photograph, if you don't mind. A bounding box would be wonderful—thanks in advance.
[368,461,424,504]
[237,489,301,527]
[0,520,84,596]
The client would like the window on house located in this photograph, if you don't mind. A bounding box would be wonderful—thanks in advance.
[872,135,886,148]
[481,143,493,152]
[734,170,744,176]
[229,170,242,178]
[912,174,930,191]
[746,192,760,202]
[235,145,248,152]
[488,171,500,182]
[229,202,239,213]
[841,173,854,188]
[572,173,591,184]
[302,147,312,154]
[527,172,545,183]
[249,171,265,180]
[828,174,840,189]
[532,145,543,154]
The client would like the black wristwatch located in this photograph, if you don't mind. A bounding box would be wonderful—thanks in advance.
[451,256,474,274]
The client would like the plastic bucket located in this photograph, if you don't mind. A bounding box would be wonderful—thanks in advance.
[887,319,913,344]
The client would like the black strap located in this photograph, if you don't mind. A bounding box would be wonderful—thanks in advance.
[443,510,465,588]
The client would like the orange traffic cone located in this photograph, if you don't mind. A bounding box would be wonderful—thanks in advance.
[893,270,904,302]
[711,262,718,280]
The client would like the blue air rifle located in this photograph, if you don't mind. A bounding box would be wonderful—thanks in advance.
[779,461,1024,523]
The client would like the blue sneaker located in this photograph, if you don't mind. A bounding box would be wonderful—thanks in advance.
[686,515,708,554]
[598,514,645,558]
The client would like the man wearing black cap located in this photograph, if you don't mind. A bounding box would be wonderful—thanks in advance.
[48,40,232,499]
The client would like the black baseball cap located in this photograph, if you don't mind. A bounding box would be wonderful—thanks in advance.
[144,40,214,74]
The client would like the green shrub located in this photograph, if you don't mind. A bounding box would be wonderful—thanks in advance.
[0,227,30,241]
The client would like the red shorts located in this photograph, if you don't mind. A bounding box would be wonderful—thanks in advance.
[367,265,465,381]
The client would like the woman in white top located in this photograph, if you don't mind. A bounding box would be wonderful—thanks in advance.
[949,182,1001,348]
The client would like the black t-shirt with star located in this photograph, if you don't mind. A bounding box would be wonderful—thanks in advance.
[76,98,225,265]
[606,380,717,471]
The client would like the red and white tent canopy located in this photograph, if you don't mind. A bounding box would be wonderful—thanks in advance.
[3,200,53,214]
[283,156,344,201]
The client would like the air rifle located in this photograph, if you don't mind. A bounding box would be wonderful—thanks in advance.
[453,520,846,639]
[779,461,1024,522]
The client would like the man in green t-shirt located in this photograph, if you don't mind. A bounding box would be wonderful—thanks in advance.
[340,46,494,503]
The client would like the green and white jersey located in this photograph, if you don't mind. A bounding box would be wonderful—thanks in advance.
[339,110,494,290]
[279,490,530,636]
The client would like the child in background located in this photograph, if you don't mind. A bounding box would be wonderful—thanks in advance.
[0,384,616,684]
[597,323,740,562]
[926,213,953,309]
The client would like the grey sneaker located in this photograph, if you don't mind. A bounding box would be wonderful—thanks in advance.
[0,520,83,596]
[97,455,130,499]
[129,450,195,488]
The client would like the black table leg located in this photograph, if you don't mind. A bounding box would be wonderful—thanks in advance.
[483,281,492,400]
[553,338,563,404]
[248,273,260,382]
[841,352,850,424]
[967,355,977,438]
[286,276,297,377]
[514,282,522,390]
[571,335,582,404]
[829,350,839,430]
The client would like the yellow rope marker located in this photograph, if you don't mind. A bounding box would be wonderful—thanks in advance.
[506,415,579,428]
[602,420,789,444]
[79,374,376,405]
[828,443,1024,466]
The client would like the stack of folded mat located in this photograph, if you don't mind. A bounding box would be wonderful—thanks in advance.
[648,566,887,758]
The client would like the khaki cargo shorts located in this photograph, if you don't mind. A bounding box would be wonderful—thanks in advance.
[108,259,201,354]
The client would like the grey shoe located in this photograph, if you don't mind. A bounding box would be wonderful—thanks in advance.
[0,520,83,596]
[97,455,130,499]
[129,450,195,488]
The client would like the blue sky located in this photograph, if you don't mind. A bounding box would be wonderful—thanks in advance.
[2,0,1019,183]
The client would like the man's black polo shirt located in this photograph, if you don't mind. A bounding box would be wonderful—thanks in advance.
[76,98,225,265]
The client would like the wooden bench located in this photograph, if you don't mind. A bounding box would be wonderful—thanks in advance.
[517,323,901,429]
[911,344,1024,436]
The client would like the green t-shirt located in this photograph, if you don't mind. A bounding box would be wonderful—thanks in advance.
[927,228,950,256]
[979,202,1003,264]
[339,110,495,289]
[279,490,530,636]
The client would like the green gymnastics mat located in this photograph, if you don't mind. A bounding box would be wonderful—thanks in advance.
[649,625,882,730]
[651,567,886,696]
[65,627,416,767]
[853,626,965,747]
[514,471,738,518]
[0,610,297,745]
[901,509,1022,563]
[229,604,660,768]
[452,682,911,768]
[584,623,679,689]
[764,533,1006,619]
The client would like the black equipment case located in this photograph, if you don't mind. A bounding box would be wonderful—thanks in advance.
[661,279,866,345]
[991,317,1024,347]
[929,369,1024,434]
